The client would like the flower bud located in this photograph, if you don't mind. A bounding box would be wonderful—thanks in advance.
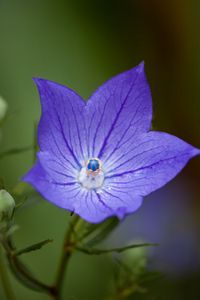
[0,96,8,122]
[123,239,148,275]
[0,190,15,222]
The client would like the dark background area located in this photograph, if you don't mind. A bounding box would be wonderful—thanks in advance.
[0,1,200,299]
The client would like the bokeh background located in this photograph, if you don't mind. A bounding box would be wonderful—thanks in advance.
[0,0,200,299]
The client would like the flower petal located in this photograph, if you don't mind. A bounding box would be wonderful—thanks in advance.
[85,61,152,161]
[34,78,87,170]
[73,189,143,223]
[22,162,121,223]
[105,131,200,196]
[37,151,77,183]
[23,161,82,212]
[97,189,143,220]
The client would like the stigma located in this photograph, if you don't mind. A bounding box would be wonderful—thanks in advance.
[86,158,102,175]
[78,158,104,190]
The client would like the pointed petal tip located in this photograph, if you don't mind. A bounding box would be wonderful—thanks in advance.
[21,170,32,184]
[136,61,145,74]
[192,147,200,157]
[21,175,30,187]
[32,77,41,83]
[33,77,60,88]
[32,78,47,91]
[32,77,48,87]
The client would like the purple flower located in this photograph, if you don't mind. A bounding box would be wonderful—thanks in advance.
[23,62,200,223]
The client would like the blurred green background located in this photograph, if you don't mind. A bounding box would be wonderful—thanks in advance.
[0,0,200,299]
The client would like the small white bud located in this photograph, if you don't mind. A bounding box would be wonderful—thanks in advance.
[0,190,15,222]
[0,96,8,122]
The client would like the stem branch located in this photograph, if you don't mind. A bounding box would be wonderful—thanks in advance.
[0,247,15,300]
[53,215,80,300]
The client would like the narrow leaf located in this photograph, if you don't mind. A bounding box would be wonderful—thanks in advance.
[76,243,158,255]
[15,239,53,256]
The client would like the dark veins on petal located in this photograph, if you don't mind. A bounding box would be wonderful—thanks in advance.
[95,192,112,211]
[105,153,191,179]
[97,78,138,159]
[103,97,147,165]
[52,98,82,169]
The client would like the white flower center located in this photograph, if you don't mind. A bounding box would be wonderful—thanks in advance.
[78,158,104,190]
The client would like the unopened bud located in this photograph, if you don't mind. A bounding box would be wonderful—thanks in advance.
[0,190,15,222]
[0,96,8,122]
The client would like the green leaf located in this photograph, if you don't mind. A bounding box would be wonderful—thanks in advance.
[15,239,53,256]
[76,243,158,255]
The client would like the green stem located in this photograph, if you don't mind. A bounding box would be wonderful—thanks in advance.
[53,215,81,300]
[2,238,54,296]
[0,247,15,300]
